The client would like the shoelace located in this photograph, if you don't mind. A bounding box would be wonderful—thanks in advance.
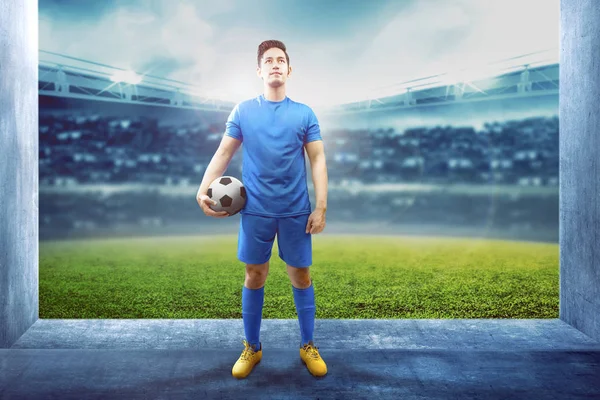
[240,341,256,361]
[303,344,320,360]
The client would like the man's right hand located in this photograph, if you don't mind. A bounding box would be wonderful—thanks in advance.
[197,193,229,218]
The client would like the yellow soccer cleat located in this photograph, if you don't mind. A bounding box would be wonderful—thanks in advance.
[232,340,262,379]
[300,341,327,377]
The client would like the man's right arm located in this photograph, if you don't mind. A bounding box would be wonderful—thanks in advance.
[197,135,242,196]
[196,135,242,215]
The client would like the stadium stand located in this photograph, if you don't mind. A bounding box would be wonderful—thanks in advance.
[38,113,558,241]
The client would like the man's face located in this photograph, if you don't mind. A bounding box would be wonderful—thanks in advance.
[257,47,291,88]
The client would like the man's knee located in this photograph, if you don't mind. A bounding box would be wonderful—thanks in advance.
[287,265,311,289]
[245,262,269,288]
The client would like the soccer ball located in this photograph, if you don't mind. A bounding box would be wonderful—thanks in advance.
[207,176,246,216]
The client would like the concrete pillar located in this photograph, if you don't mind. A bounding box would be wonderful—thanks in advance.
[559,0,600,341]
[0,0,39,348]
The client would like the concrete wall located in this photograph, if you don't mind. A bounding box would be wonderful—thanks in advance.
[0,1,39,348]
[559,0,600,342]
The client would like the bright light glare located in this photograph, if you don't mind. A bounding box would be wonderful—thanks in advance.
[110,70,143,85]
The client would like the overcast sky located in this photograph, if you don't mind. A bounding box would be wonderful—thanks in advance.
[39,0,559,107]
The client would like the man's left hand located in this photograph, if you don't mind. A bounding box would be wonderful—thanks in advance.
[306,208,326,234]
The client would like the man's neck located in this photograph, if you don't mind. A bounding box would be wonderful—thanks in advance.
[263,86,286,102]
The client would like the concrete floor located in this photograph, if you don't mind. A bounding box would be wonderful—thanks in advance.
[1,319,599,399]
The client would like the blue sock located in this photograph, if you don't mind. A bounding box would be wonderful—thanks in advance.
[242,285,264,350]
[292,282,316,346]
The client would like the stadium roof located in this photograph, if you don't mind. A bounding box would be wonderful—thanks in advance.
[39,48,557,114]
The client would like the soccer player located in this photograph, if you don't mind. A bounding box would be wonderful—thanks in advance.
[196,40,329,379]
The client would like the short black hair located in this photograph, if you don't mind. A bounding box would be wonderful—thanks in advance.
[257,40,290,67]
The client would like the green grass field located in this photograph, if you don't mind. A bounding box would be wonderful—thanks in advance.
[39,234,559,319]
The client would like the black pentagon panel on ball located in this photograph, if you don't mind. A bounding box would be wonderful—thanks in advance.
[207,188,212,197]
[220,177,232,185]
[240,187,246,199]
[220,195,233,207]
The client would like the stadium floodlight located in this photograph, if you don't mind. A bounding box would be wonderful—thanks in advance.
[110,70,143,85]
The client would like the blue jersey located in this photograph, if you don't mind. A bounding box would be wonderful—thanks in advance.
[224,94,322,217]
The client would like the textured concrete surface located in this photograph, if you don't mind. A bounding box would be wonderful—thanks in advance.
[559,0,600,342]
[0,1,39,348]
[2,319,600,399]
[1,348,599,400]
[11,319,600,350]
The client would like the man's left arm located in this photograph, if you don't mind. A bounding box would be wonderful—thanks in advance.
[305,139,328,234]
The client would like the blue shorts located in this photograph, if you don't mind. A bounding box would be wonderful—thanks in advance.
[238,213,312,268]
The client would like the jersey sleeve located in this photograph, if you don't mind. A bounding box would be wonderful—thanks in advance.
[224,104,243,141]
[304,107,322,144]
